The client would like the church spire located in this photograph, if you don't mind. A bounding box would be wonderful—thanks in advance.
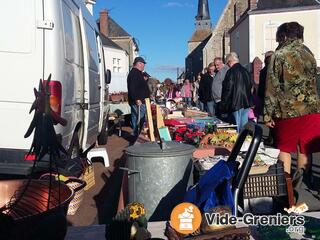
[195,0,212,29]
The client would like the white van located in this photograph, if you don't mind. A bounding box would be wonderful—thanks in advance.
[0,0,110,175]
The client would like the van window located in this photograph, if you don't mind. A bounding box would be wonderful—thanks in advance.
[0,1,34,53]
[84,21,99,72]
[62,2,83,66]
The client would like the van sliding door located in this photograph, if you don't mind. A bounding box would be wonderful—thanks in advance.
[60,0,85,148]
[82,20,101,146]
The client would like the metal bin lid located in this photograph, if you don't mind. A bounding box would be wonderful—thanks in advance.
[125,141,195,157]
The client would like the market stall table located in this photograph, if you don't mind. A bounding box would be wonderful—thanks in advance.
[108,102,131,137]
[109,102,131,116]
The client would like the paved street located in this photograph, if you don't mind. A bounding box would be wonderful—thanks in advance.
[67,127,132,226]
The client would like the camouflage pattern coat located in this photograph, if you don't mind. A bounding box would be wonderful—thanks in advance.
[264,39,320,122]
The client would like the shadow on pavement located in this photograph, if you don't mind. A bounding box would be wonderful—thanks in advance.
[93,156,126,225]
[118,130,137,146]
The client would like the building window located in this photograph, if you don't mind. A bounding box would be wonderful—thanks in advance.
[112,58,121,73]
[264,21,279,52]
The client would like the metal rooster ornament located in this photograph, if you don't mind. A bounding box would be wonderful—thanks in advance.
[0,75,72,240]
[24,74,67,161]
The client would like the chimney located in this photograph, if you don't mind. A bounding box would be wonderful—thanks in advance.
[100,9,109,37]
[248,0,258,10]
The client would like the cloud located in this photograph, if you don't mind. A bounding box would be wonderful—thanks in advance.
[163,2,194,8]
[152,64,185,73]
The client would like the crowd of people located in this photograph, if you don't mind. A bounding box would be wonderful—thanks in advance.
[196,53,252,133]
[127,21,320,177]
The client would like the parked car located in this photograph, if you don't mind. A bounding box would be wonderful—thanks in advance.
[0,0,111,175]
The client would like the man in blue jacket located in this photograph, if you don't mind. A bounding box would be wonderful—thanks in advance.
[127,57,150,137]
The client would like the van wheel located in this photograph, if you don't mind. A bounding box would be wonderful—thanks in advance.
[98,115,109,145]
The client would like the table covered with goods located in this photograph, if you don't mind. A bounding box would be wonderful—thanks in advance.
[105,98,320,240]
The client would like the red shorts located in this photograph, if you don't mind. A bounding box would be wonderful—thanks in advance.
[274,114,320,154]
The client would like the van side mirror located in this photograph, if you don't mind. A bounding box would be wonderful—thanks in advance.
[105,69,111,84]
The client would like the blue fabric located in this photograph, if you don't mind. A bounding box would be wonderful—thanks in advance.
[185,160,237,213]
[232,108,249,133]
[205,101,216,116]
[130,104,146,136]
[198,100,205,111]
[183,97,192,107]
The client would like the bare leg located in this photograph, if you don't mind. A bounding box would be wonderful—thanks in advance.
[297,144,309,171]
[297,152,309,170]
[297,146,313,187]
[279,151,292,174]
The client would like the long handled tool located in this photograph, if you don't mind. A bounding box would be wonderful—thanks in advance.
[137,104,141,135]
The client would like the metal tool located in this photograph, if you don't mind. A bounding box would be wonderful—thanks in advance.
[137,104,141,135]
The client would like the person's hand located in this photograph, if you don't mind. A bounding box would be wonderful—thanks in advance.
[136,100,142,106]
[265,120,275,128]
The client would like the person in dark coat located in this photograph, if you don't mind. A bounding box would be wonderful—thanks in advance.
[257,51,274,145]
[198,62,215,116]
[127,57,150,136]
[220,52,253,132]
[257,51,274,113]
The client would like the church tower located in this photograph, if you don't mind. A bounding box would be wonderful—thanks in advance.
[195,0,212,29]
[186,0,213,80]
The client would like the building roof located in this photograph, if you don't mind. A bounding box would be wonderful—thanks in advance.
[177,71,186,80]
[229,1,320,34]
[100,34,123,50]
[188,29,212,42]
[108,17,131,37]
[187,33,212,58]
[257,0,318,10]
[250,4,320,15]
[196,0,211,20]
[97,16,131,38]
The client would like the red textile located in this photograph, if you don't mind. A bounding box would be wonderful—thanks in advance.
[274,113,320,154]
[164,119,185,126]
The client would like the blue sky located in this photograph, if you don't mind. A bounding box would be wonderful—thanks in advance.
[93,0,228,81]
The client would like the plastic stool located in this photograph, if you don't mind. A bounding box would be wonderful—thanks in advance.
[87,148,109,167]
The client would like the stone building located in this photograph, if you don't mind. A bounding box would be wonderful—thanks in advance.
[185,0,250,80]
[208,0,251,62]
[185,0,212,80]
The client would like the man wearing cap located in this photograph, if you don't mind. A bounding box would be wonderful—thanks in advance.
[127,57,150,137]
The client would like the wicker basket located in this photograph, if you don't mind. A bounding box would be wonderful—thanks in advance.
[81,160,95,191]
[39,174,86,215]
[65,178,86,215]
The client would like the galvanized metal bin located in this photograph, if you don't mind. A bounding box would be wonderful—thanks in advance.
[125,141,195,221]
